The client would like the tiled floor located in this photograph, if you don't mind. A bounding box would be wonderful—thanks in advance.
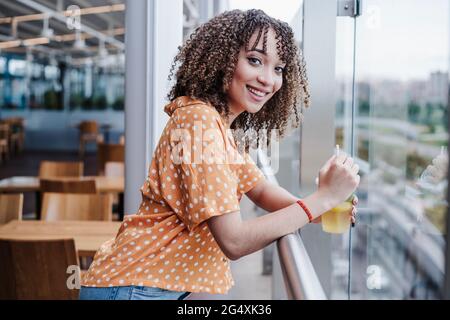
[1,150,272,299]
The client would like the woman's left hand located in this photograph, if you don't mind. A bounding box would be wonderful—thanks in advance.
[311,194,358,224]
[350,194,358,225]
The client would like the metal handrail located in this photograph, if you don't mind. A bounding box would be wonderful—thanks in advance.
[256,149,327,300]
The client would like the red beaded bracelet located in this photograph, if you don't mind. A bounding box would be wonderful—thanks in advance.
[296,199,313,223]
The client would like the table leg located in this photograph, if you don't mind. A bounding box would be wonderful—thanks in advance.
[118,192,124,221]
[35,191,41,220]
[104,130,110,143]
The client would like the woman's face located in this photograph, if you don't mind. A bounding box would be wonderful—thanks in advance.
[227,27,285,119]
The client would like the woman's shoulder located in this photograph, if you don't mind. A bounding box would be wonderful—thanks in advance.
[167,96,224,126]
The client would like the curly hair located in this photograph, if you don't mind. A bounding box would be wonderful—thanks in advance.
[167,9,310,153]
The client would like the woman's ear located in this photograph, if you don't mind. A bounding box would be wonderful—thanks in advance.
[222,81,229,93]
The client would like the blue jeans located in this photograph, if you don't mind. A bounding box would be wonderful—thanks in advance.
[79,285,190,300]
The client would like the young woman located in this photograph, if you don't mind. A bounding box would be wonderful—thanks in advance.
[79,9,359,300]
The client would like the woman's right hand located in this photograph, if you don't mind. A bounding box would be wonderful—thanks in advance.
[317,152,360,208]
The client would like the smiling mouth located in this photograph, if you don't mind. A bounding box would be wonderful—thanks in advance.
[246,85,269,97]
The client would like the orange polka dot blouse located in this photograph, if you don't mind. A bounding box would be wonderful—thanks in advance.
[82,96,266,294]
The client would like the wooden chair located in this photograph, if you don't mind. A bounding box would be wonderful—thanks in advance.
[0,194,23,224]
[2,117,25,154]
[40,178,97,194]
[41,193,113,221]
[78,120,101,158]
[97,142,124,176]
[38,161,83,178]
[0,238,80,299]
[39,179,97,269]
[104,162,124,221]
[0,123,10,163]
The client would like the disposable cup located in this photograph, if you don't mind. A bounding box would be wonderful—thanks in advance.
[321,195,353,234]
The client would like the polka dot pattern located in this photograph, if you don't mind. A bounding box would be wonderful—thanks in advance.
[81,96,265,294]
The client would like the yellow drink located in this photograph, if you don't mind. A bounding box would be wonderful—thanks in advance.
[321,196,354,234]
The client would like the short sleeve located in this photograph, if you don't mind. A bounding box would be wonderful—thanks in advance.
[236,152,266,195]
[177,162,241,231]
[161,104,241,231]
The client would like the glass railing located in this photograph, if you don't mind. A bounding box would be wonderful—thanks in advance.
[256,149,327,300]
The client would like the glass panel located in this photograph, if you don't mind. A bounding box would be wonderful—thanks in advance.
[331,14,358,299]
[334,0,449,299]
[275,3,304,195]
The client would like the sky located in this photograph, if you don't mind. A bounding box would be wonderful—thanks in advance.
[352,0,449,81]
[229,0,449,81]
[228,0,301,24]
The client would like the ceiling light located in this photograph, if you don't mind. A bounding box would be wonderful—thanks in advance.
[98,40,107,57]
[73,38,86,49]
[41,17,54,38]
[73,30,86,49]
[42,28,54,37]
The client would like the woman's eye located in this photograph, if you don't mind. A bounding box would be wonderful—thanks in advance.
[275,66,285,74]
[247,57,262,65]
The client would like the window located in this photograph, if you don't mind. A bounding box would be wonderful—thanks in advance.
[333,0,449,299]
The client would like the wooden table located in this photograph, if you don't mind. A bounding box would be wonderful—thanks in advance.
[0,220,121,257]
[0,176,124,193]
[0,176,125,220]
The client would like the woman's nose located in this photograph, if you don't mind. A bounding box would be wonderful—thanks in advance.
[257,69,275,88]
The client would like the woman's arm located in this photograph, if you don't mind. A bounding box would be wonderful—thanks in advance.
[246,179,299,212]
[207,153,360,260]
[207,190,333,260]
[246,180,323,223]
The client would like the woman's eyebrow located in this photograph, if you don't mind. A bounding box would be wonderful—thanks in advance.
[248,48,266,55]
[247,49,285,65]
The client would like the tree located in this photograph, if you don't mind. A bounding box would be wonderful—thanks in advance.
[438,103,448,131]
[358,99,370,116]
[407,101,421,123]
